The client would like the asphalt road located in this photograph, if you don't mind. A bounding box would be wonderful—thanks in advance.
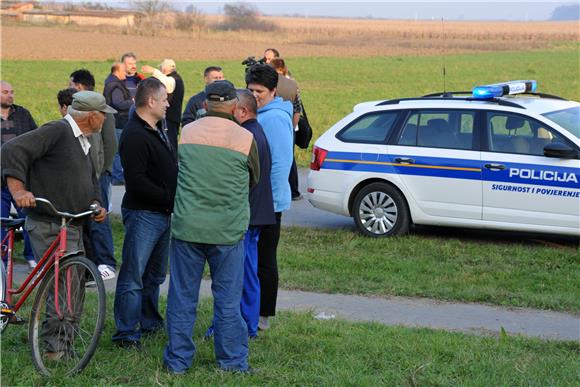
[110,168,355,230]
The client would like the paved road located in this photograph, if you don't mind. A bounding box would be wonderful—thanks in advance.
[11,264,580,341]
[111,168,354,230]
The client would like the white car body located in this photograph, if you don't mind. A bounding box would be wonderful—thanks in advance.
[307,92,580,237]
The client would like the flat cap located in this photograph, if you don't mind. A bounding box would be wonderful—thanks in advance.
[71,91,117,114]
[205,80,237,102]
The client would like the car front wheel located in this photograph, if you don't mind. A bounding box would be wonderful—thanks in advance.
[352,182,410,237]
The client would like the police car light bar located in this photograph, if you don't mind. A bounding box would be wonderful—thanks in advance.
[472,80,537,99]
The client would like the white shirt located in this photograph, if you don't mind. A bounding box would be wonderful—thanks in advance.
[64,114,91,155]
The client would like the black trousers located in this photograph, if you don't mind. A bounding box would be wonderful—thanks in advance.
[289,157,300,198]
[257,212,282,317]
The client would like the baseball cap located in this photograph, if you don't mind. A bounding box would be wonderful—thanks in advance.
[205,80,237,102]
[71,91,117,114]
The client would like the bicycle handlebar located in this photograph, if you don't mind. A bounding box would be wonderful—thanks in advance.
[35,198,100,220]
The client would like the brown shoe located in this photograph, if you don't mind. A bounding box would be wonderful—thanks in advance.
[45,351,65,361]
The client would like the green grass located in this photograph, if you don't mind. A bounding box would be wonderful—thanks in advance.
[107,218,580,313]
[2,46,579,165]
[1,297,578,386]
[278,227,580,313]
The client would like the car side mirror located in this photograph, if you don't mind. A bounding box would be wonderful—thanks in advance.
[543,142,578,159]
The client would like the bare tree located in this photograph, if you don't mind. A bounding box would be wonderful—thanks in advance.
[220,2,277,31]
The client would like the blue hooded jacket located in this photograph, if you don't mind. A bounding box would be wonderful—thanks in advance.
[257,96,294,213]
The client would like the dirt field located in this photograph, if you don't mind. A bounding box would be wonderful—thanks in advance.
[2,16,578,61]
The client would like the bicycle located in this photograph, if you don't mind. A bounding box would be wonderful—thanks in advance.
[1,198,106,376]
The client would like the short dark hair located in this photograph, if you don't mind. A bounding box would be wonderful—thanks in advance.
[237,88,257,115]
[57,88,77,107]
[245,64,278,91]
[264,48,280,57]
[204,66,222,77]
[69,69,95,91]
[135,77,165,108]
[120,52,137,62]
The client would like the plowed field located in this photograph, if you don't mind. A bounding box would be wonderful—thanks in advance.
[2,16,578,60]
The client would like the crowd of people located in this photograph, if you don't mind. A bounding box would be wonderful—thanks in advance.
[1,48,304,374]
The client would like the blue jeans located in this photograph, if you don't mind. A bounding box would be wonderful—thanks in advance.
[164,238,248,373]
[113,208,170,342]
[111,129,124,184]
[241,227,261,337]
[1,186,34,263]
[88,172,116,268]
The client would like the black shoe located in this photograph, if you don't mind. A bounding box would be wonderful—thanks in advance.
[292,194,303,201]
[115,339,141,350]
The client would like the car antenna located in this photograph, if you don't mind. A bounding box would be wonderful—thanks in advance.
[441,17,447,94]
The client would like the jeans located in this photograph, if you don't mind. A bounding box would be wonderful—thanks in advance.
[241,227,261,337]
[88,172,116,269]
[164,238,248,373]
[113,208,170,342]
[1,186,34,263]
[111,129,124,184]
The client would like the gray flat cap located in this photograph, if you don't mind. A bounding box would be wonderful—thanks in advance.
[71,91,117,114]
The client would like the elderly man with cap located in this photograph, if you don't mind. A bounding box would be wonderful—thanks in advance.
[164,80,259,375]
[1,91,112,359]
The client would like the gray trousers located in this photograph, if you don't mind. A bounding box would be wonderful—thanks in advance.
[25,218,85,353]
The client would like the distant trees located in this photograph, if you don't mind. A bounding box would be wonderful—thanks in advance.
[550,4,579,21]
[218,2,278,31]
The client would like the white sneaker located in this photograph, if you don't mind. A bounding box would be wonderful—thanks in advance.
[258,316,270,330]
[27,260,37,269]
[97,265,116,281]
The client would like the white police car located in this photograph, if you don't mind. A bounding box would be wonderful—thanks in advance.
[307,80,580,237]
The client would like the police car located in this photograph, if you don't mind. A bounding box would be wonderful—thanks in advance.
[307,80,580,237]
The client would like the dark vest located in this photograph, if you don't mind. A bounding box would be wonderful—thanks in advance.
[166,71,185,126]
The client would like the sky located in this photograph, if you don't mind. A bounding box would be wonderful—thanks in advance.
[49,1,579,20]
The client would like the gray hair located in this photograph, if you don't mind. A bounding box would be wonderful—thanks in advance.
[207,99,237,114]
[67,106,92,119]
[236,89,257,115]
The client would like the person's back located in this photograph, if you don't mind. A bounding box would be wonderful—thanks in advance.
[173,115,256,244]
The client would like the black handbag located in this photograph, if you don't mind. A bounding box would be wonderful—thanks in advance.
[295,102,313,149]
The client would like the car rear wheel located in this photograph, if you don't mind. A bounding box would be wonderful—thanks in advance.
[352,182,410,237]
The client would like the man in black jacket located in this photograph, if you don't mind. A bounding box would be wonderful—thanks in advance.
[181,66,223,127]
[159,59,184,150]
[112,78,178,349]
[103,62,133,185]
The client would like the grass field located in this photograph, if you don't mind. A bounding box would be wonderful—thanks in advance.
[1,298,578,386]
[2,46,579,165]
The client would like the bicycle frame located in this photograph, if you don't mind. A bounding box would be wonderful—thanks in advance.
[4,217,71,319]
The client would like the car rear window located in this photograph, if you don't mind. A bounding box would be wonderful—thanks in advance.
[337,111,399,144]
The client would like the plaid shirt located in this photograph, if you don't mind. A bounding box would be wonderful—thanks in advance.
[1,104,37,145]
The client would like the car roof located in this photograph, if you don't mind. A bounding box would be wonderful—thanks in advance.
[353,95,579,115]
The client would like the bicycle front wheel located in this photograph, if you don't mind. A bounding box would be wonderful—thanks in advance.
[29,256,106,376]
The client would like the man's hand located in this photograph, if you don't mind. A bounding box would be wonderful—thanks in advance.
[92,206,107,223]
[12,189,36,208]
[6,177,35,208]
[141,65,155,74]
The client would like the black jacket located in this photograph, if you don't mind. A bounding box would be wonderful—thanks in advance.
[242,119,275,226]
[103,74,133,129]
[166,71,185,126]
[119,113,178,214]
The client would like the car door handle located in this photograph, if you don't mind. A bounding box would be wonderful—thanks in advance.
[395,157,415,164]
[484,163,506,171]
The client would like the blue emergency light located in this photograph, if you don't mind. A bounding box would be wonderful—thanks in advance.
[472,80,537,99]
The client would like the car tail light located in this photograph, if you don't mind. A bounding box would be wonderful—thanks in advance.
[310,146,328,171]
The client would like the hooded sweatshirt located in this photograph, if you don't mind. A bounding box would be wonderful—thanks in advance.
[257,96,294,213]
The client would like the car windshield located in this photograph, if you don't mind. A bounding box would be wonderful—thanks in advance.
[541,106,580,139]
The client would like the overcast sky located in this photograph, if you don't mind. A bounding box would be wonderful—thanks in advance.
[55,1,579,20]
